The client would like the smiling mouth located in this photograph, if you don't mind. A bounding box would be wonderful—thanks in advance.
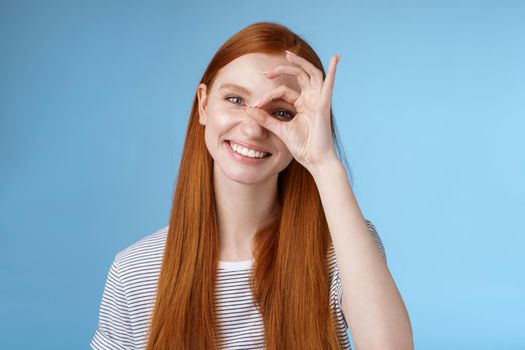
[226,140,272,158]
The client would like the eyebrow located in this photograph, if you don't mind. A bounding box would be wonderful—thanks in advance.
[219,83,252,97]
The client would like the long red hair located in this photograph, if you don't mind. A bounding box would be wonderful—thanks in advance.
[145,21,351,349]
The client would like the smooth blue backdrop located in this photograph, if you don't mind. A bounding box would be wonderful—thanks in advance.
[1,0,524,349]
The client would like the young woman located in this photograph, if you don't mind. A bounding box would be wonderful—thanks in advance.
[91,22,413,350]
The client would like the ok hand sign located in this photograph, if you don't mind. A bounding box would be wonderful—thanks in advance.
[244,50,341,174]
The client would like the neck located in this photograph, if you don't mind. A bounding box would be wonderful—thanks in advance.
[213,164,279,261]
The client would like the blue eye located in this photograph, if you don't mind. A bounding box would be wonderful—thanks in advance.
[226,95,294,120]
[226,96,243,105]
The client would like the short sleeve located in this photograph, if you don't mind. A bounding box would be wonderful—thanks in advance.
[334,219,387,329]
[366,220,387,264]
[91,257,136,350]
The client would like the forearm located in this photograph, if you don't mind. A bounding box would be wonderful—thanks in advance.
[311,159,413,350]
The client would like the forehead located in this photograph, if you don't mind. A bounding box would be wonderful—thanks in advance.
[211,53,301,94]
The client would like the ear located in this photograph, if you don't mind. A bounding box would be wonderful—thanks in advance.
[197,83,208,126]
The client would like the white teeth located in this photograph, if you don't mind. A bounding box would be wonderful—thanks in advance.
[230,142,268,159]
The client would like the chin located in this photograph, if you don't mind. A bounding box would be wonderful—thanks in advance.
[226,172,272,185]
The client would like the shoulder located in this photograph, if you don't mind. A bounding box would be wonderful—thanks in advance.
[92,226,168,349]
[112,225,169,280]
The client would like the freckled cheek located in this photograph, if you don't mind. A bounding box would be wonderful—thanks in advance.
[274,140,293,158]
[222,105,246,114]
[210,108,244,126]
[205,112,238,138]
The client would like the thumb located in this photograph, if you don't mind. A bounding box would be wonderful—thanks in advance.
[244,106,285,139]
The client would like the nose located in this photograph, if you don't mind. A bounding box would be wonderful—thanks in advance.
[240,112,269,139]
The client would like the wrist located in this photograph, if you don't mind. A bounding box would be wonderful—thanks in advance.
[307,153,345,179]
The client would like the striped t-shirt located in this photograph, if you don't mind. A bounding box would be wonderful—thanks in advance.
[91,220,386,350]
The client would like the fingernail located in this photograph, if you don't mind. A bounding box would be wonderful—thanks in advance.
[336,54,341,63]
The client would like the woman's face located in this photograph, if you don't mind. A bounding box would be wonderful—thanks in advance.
[197,52,301,185]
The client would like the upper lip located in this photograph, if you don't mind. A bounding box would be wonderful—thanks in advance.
[228,140,271,154]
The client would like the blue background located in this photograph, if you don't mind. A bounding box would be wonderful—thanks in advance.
[1,0,524,349]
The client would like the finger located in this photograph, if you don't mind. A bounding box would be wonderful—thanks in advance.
[321,54,340,105]
[244,106,288,140]
[252,85,300,109]
[265,65,310,91]
[285,50,324,91]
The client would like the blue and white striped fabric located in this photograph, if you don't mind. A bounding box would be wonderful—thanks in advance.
[91,220,386,349]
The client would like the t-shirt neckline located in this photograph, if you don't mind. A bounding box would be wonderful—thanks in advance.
[218,258,254,270]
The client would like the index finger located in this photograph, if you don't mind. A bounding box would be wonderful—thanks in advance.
[252,84,300,109]
[285,50,324,89]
